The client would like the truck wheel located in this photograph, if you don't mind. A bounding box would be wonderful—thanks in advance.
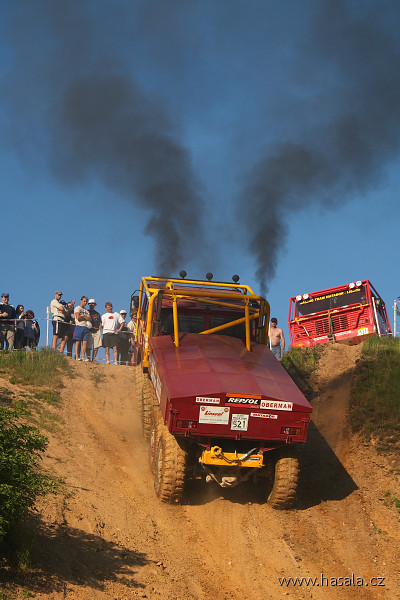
[154,425,187,503]
[149,409,161,474]
[267,447,299,509]
[141,378,154,441]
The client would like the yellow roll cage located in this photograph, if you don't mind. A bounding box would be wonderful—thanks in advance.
[134,276,270,368]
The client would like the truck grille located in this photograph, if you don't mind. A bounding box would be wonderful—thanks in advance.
[294,311,355,340]
[315,314,350,335]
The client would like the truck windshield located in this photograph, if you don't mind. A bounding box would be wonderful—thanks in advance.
[209,316,246,339]
[160,311,246,339]
[296,287,367,317]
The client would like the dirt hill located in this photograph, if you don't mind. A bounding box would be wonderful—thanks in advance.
[2,344,400,599]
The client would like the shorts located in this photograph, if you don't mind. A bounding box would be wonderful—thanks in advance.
[103,332,118,348]
[53,320,68,338]
[87,329,102,350]
[73,325,89,342]
[271,345,282,359]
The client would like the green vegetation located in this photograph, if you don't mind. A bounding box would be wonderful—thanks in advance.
[0,584,35,599]
[384,491,400,515]
[0,404,56,541]
[0,350,69,542]
[350,337,400,451]
[281,346,323,400]
[0,348,71,388]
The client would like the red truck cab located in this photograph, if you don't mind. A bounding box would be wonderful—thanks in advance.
[289,279,391,348]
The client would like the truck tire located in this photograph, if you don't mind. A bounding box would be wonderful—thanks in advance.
[267,447,299,509]
[149,409,161,474]
[141,378,154,441]
[154,425,187,503]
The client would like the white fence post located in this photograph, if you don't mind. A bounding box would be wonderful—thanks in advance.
[46,306,50,347]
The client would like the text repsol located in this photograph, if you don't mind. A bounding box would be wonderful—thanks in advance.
[226,398,260,405]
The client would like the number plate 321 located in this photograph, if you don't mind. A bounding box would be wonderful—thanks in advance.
[231,414,249,431]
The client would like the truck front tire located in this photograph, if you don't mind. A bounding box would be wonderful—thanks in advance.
[154,425,187,503]
[149,409,161,474]
[141,378,154,440]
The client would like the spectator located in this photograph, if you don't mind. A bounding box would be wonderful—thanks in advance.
[50,290,73,353]
[0,292,16,350]
[73,296,92,361]
[23,310,40,350]
[269,317,285,359]
[117,310,130,365]
[101,302,121,365]
[127,309,138,366]
[62,300,75,357]
[86,299,102,362]
[14,304,25,349]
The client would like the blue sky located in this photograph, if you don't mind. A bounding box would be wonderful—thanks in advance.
[1,0,399,347]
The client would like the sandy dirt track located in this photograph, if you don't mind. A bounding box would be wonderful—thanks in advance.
[2,344,400,599]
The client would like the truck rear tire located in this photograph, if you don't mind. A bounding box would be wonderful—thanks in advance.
[141,378,154,441]
[267,447,299,509]
[154,425,187,503]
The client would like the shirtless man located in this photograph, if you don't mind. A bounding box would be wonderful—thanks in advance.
[269,317,285,359]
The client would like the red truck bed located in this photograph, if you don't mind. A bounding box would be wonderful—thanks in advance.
[149,333,311,443]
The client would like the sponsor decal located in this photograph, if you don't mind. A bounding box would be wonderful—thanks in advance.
[196,396,220,404]
[199,406,230,425]
[250,412,278,419]
[298,287,362,306]
[231,414,249,431]
[149,355,161,403]
[226,397,261,405]
[260,400,293,411]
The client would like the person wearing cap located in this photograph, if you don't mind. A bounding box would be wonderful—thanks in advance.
[269,317,285,359]
[0,292,16,350]
[50,290,73,353]
[86,299,102,362]
[117,310,129,365]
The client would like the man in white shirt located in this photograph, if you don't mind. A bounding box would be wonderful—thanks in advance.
[101,302,121,365]
[50,290,73,352]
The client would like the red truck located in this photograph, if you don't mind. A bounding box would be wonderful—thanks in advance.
[289,279,391,348]
[132,274,312,508]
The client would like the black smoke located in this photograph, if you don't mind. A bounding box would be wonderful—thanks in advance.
[49,75,203,273]
[239,0,400,292]
[1,1,203,275]
[2,0,400,287]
